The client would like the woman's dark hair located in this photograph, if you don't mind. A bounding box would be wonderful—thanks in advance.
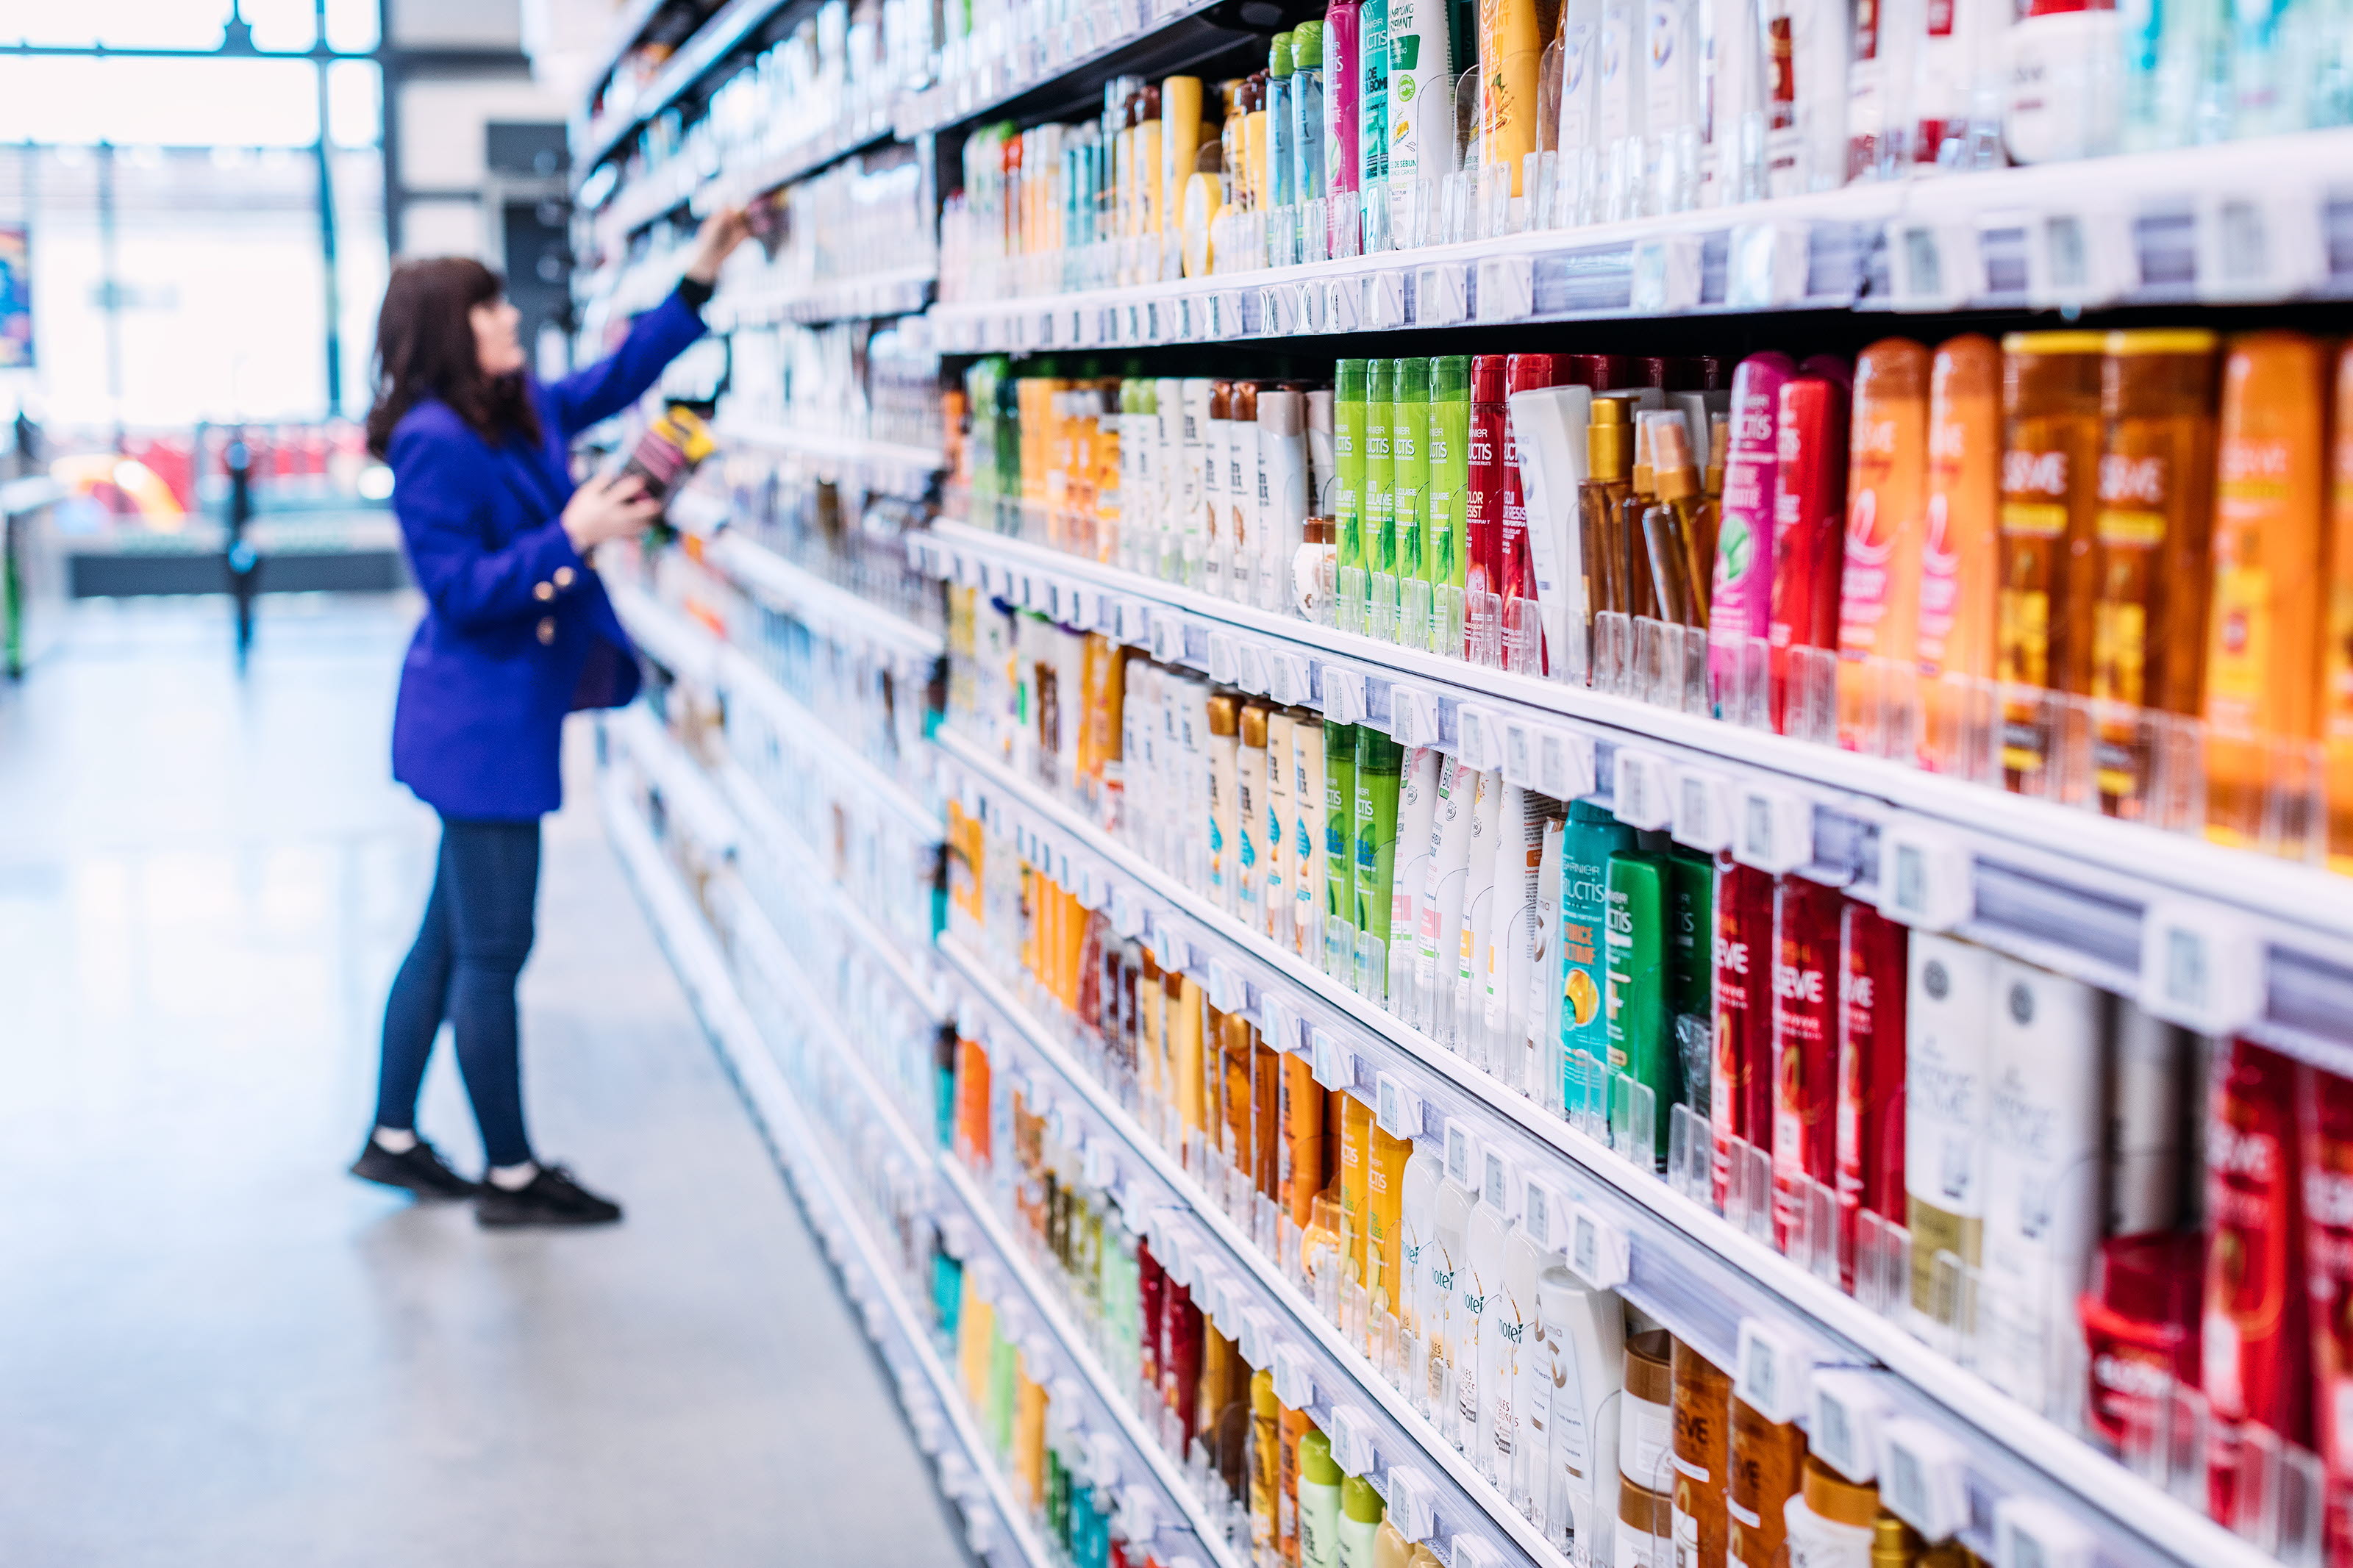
[364,257,543,459]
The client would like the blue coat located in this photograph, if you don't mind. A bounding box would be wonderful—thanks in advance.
[387,290,704,821]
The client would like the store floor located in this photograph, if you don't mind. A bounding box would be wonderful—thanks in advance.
[0,596,968,1568]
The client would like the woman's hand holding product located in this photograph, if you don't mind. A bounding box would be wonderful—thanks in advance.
[683,205,753,286]
[562,471,663,554]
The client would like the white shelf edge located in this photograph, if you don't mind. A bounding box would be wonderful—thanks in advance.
[706,531,946,659]
[936,1155,1254,1568]
[925,520,2353,996]
[600,778,1051,1568]
[930,726,2279,1568]
[717,421,948,475]
[607,577,721,687]
[938,933,1574,1568]
[604,704,742,859]
[713,642,944,842]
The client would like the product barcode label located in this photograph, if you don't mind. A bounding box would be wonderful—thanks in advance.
[1733,1317,1807,1425]
[1569,1206,1627,1288]
[1522,1180,1549,1250]
[1503,721,1535,788]
[1995,1498,2093,1568]
[1311,1028,1353,1092]
[1612,748,1671,829]
[1482,1150,1510,1210]
[1271,1344,1314,1410]
[1879,1419,1966,1541]
[1376,1073,1418,1140]
[2138,898,2260,1034]
[1813,1386,1852,1471]
[1445,1120,1477,1186]
[1328,1405,1376,1475]
[1207,959,1244,1014]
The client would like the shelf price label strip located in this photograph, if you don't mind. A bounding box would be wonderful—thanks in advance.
[919,520,2353,1074]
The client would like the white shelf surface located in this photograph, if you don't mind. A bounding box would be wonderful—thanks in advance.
[929,128,2353,351]
[607,579,943,843]
[608,745,1242,1568]
[707,264,937,329]
[929,726,2279,1568]
[600,775,1051,1568]
[704,530,946,660]
[920,520,2353,1075]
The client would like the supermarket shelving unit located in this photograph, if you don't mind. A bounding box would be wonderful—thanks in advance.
[576,4,2353,1565]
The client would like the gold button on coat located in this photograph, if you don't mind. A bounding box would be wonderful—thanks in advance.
[553,566,576,588]
[533,581,554,601]
[536,617,556,645]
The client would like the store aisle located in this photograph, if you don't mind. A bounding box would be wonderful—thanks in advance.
[0,598,968,1568]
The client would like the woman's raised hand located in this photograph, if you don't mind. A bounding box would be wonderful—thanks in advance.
[561,472,663,553]
[684,205,754,285]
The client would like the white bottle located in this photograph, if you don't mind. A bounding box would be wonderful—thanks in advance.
[1126,659,1159,863]
[1204,391,1232,597]
[1781,1458,1879,1568]
[1453,770,1506,1062]
[1180,378,1213,587]
[1500,1169,1560,1515]
[1293,715,1327,963]
[1466,1148,1519,1482]
[1266,710,1296,948]
[1699,0,1767,204]
[1528,814,1569,1116]
[1902,933,1995,1340]
[1537,1260,1624,1566]
[1761,0,1850,197]
[1485,787,1548,1097]
[1598,0,1649,219]
[1179,677,1214,896]
[1557,0,1605,222]
[1911,0,2008,169]
[1977,957,2104,1415]
[1154,376,1185,579]
[1431,1119,1483,1445]
[1643,0,1704,211]
[1400,1138,1446,1416]
[2002,4,2124,163]
[1420,759,1482,1042]
[1391,747,1445,1026]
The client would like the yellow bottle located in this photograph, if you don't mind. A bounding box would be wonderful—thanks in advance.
[2323,343,2353,871]
[1340,1092,1374,1289]
[1366,1123,1410,1321]
[2204,332,2329,851]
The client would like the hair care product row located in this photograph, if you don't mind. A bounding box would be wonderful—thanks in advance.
[720,315,943,451]
[940,603,2353,1543]
[949,331,2353,870]
[933,4,2353,299]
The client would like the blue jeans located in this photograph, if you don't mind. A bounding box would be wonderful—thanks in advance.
[374,817,540,1167]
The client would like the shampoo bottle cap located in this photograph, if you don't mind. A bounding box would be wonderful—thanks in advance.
[1396,357,1431,401]
[1470,354,1507,402]
[1293,19,1324,65]
[1588,395,1631,480]
[1368,358,1396,401]
[1871,1511,1923,1568]
[1301,1429,1344,1486]
[1337,359,1368,398]
[1802,1456,1881,1529]
[1305,515,1336,543]
[1208,692,1240,734]
[1504,353,1560,395]
[1434,354,1471,400]
[1271,32,1294,74]
[1342,1474,1385,1524]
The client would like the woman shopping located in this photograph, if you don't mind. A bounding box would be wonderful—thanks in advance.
[349,207,749,1227]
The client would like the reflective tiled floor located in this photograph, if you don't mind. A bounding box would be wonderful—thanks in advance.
[0,596,965,1567]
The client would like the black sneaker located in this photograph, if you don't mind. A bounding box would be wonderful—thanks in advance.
[475,1163,624,1228]
[349,1135,479,1200]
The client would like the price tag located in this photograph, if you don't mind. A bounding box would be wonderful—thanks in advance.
[1474,254,1535,321]
[1207,959,1246,1015]
[1271,1343,1315,1410]
[1125,301,1144,343]
[1733,1317,1811,1427]
[1443,1117,1480,1189]
[2026,206,2127,309]
[1521,1175,1563,1253]
[1296,281,1321,333]
[1325,277,1361,334]
[1450,1536,1503,1568]
[1386,1466,1438,1541]
[1502,720,1538,789]
[1268,651,1313,707]
[1569,1203,1629,1289]
[1215,290,1247,337]
[1807,1369,1892,1483]
[1311,1028,1355,1092]
[1257,994,1301,1054]
[1153,912,1195,973]
[1455,704,1506,772]
[1237,641,1272,695]
[2197,186,2325,303]
[1873,815,1973,931]
[1238,1306,1276,1367]
[1151,612,1187,665]
[1672,767,1735,852]
[1878,1419,1970,1542]
[1375,1072,1421,1140]
[1204,1268,1240,1333]
[1370,269,1408,329]
[1727,221,1807,309]
[1612,748,1674,830]
[1110,885,1144,939]
[1389,683,1438,748]
[1417,261,1469,326]
[1082,1136,1118,1192]
[1258,285,1290,336]
[1541,726,1598,801]
[1733,782,1813,873]
[1207,631,1240,685]
[1073,859,1106,909]
[1319,665,1366,725]
[1327,1404,1377,1475]
[1629,232,1704,312]
[1993,1497,2095,1568]
[1883,221,1979,312]
[2138,897,2263,1035]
